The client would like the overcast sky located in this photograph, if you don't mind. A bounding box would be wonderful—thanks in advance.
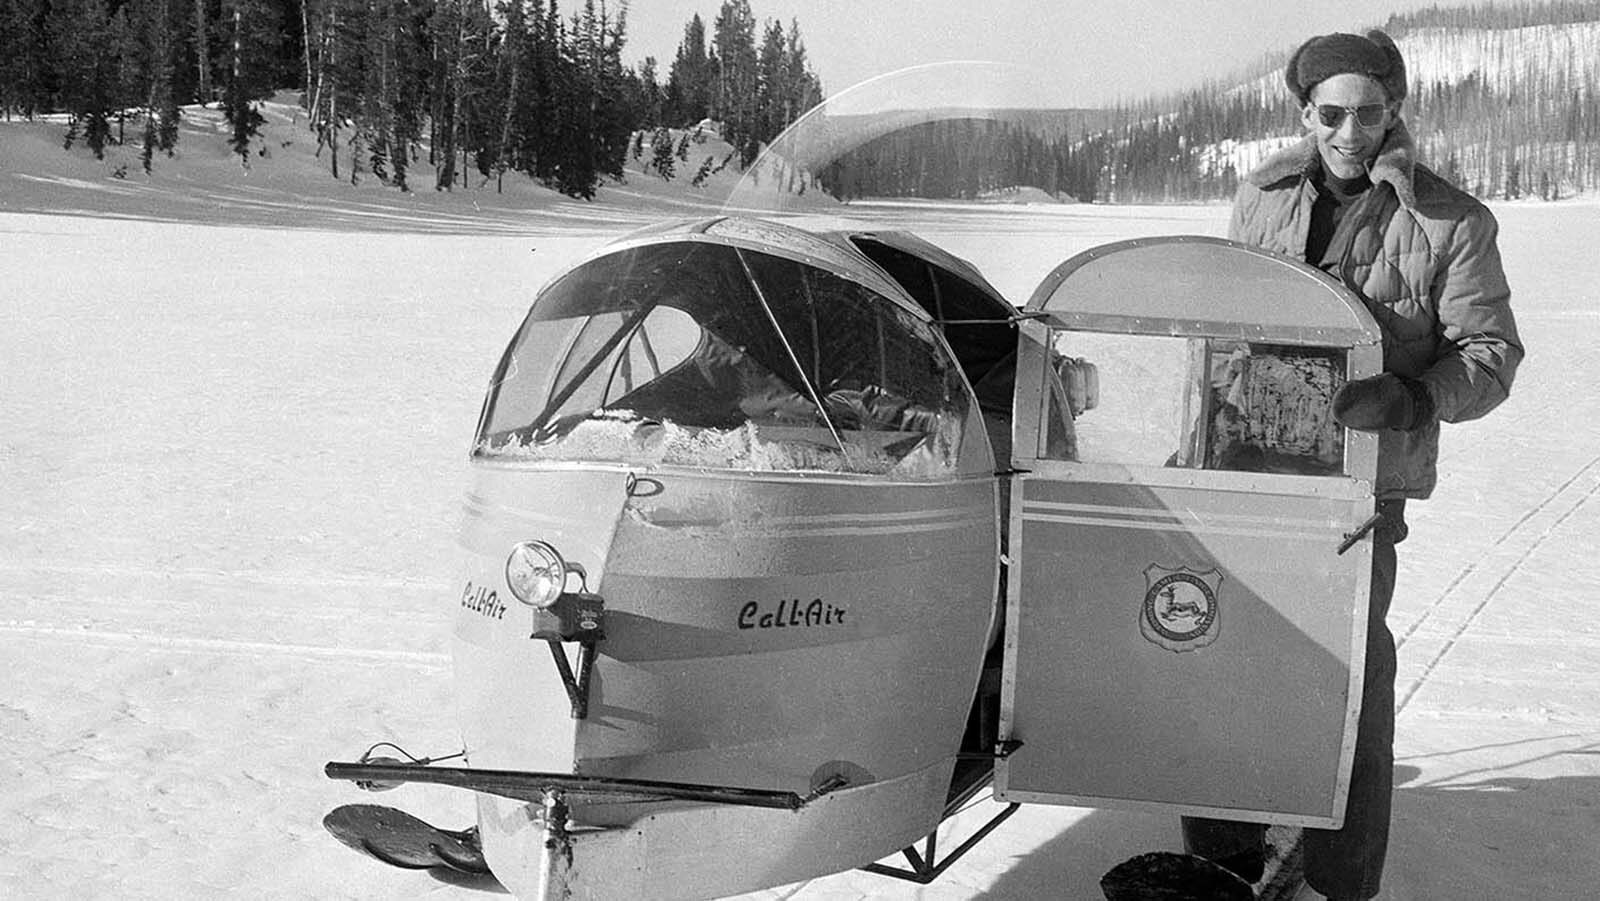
[622,0,1448,107]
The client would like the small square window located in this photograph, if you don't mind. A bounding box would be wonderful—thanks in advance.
[1041,332,1347,477]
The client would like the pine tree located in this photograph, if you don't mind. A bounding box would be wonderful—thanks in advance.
[219,0,280,163]
[0,0,55,118]
[50,0,120,158]
[304,0,348,179]
[423,0,493,190]
[690,153,714,186]
[490,0,530,190]
[499,0,556,186]
[631,54,661,126]
[126,0,184,172]
[429,0,462,188]
[194,0,214,103]
[755,18,784,147]
[665,13,711,125]
[711,0,757,165]
[545,0,633,198]
[782,19,821,127]
[388,0,431,191]
[650,126,674,179]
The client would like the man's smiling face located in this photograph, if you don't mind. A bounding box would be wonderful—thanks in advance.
[1302,72,1394,180]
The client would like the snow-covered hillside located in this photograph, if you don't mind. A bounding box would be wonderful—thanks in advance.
[1224,20,1600,106]
[0,94,778,229]
[1402,20,1600,90]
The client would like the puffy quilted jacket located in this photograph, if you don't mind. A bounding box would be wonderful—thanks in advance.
[1230,120,1523,499]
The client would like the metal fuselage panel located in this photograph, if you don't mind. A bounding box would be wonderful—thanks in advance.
[595,471,1000,800]
[1000,475,1370,826]
[453,463,1000,816]
[453,467,633,776]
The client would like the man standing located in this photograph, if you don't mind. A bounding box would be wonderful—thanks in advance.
[1181,29,1524,901]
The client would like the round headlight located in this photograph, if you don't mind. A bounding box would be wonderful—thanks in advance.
[506,540,567,608]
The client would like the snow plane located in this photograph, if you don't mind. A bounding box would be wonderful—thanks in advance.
[324,64,1390,899]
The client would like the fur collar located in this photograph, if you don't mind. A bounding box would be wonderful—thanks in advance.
[1247,119,1418,209]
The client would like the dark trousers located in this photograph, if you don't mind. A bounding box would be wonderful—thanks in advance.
[1181,499,1406,900]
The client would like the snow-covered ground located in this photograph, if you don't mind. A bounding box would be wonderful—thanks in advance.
[4,115,1599,898]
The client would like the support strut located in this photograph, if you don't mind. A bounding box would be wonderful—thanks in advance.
[325,761,812,810]
[547,639,598,719]
[859,741,1023,884]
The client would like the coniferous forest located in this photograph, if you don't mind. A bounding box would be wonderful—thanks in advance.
[0,0,823,198]
[4,0,1599,203]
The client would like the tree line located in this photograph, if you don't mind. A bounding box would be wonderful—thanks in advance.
[815,94,1293,205]
[819,0,1600,203]
[10,0,1594,204]
[0,0,823,198]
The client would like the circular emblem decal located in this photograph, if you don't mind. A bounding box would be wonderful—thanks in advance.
[1140,566,1223,652]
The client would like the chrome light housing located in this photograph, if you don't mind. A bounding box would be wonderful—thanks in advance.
[505,540,568,608]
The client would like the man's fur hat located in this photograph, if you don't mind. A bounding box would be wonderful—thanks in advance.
[1286,30,1407,104]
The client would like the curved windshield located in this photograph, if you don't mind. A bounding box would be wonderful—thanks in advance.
[476,241,969,478]
[717,62,1083,473]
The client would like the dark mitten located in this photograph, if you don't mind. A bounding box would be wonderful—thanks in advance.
[1332,373,1435,431]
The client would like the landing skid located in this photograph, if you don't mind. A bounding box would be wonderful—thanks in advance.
[323,804,490,875]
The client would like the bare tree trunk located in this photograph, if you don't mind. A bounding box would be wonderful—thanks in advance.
[495,61,519,193]
[434,0,461,190]
[435,85,456,189]
[230,2,248,166]
[194,0,212,102]
[144,0,170,164]
[452,5,469,190]
[308,32,327,136]
[300,0,314,113]
[327,13,339,180]
[428,39,441,169]
[376,0,391,182]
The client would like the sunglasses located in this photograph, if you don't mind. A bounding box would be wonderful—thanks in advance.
[1314,104,1389,128]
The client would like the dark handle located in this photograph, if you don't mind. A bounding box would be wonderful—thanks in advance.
[1337,512,1385,555]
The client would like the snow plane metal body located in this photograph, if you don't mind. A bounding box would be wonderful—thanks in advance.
[325,64,1391,900]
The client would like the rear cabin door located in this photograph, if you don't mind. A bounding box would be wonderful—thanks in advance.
[996,237,1384,828]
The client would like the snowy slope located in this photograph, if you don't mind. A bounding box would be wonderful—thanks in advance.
[0,97,764,231]
[1401,21,1600,91]
[1223,20,1600,106]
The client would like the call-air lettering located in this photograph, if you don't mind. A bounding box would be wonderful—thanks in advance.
[738,598,846,630]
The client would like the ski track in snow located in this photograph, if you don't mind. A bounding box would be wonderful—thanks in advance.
[3,199,1599,899]
[1396,449,1600,713]
[1,624,449,669]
